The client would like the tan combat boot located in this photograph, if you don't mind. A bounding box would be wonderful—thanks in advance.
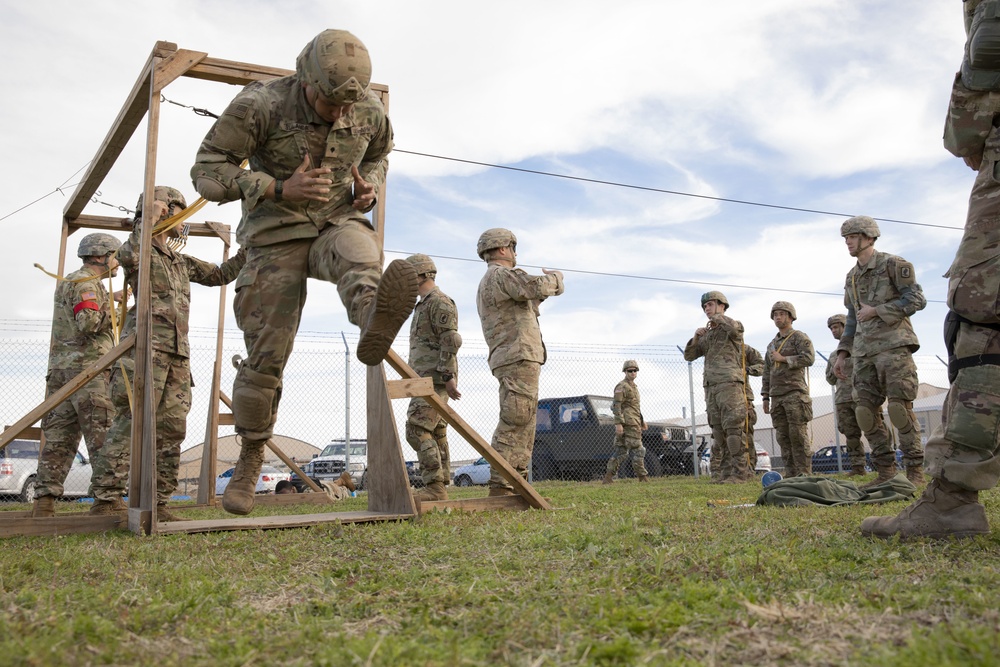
[356,260,419,366]
[488,486,515,497]
[156,504,188,522]
[602,471,614,485]
[337,471,356,492]
[413,481,448,502]
[859,461,899,490]
[847,465,867,477]
[905,465,926,486]
[222,439,266,515]
[89,498,127,516]
[638,475,649,483]
[31,496,55,518]
[860,477,989,539]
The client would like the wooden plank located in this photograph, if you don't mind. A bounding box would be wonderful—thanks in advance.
[68,214,231,239]
[386,377,434,400]
[251,492,335,507]
[416,495,533,515]
[384,350,552,510]
[216,413,235,426]
[2,426,41,441]
[0,338,135,452]
[152,49,208,93]
[366,364,418,516]
[0,514,125,538]
[155,510,413,535]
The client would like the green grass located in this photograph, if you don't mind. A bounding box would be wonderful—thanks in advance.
[2,477,999,666]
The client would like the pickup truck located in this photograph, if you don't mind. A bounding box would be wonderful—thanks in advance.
[531,395,703,481]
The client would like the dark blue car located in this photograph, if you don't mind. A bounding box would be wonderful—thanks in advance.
[810,445,903,474]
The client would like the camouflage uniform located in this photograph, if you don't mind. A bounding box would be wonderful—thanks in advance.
[606,375,646,478]
[92,225,245,503]
[37,266,115,499]
[743,345,764,472]
[683,315,748,480]
[824,346,866,472]
[837,251,927,470]
[763,329,815,476]
[477,263,564,490]
[190,72,393,448]
[405,286,460,486]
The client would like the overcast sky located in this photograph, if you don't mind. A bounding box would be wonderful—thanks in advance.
[0,0,972,377]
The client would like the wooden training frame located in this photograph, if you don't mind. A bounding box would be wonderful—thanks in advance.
[0,40,549,539]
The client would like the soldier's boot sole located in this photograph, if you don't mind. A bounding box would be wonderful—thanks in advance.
[222,441,266,516]
[32,496,56,518]
[357,260,419,366]
[861,479,989,539]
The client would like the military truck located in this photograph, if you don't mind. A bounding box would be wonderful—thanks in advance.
[531,395,702,481]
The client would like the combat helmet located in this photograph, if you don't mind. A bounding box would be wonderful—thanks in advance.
[134,186,187,220]
[405,253,436,276]
[827,314,847,328]
[477,228,517,259]
[700,290,729,308]
[622,360,640,372]
[770,301,797,321]
[296,30,372,105]
[840,215,880,239]
[77,233,121,258]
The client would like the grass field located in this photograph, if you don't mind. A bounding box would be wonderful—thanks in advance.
[1,476,999,666]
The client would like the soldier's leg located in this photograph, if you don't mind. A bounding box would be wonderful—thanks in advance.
[606,435,628,477]
[309,217,418,365]
[226,242,309,515]
[852,356,896,480]
[37,370,89,499]
[718,383,750,480]
[744,407,758,472]
[154,354,191,506]
[771,403,794,476]
[706,389,730,479]
[405,397,447,486]
[433,412,451,486]
[783,394,813,475]
[626,427,647,479]
[91,359,133,503]
[488,361,540,490]
[881,349,923,480]
[836,402,867,473]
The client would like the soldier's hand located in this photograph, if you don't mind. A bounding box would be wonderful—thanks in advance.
[351,165,375,210]
[762,398,770,415]
[445,377,461,400]
[771,350,786,364]
[695,327,709,337]
[834,354,848,381]
[857,304,879,322]
[615,424,624,436]
[542,268,563,281]
[281,154,333,203]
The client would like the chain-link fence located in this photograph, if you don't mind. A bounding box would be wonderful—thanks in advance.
[0,331,951,503]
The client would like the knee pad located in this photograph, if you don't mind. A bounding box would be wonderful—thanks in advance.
[855,401,877,433]
[888,399,914,434]
[333,225,381,265]
[404,422,431,450]
[232,366,280,440]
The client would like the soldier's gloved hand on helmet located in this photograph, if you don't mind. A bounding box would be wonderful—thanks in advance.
[272,154,334,203]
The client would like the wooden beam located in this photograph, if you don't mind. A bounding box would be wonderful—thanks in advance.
[2,426,41,441]
[415,495,534,515]
[0,514,126,538]
[366,365,419,516]
[152,49,208,93]
[68,214,231,239]
[155,510,413,535]
[384,350,552,511]
[386,377,434,400]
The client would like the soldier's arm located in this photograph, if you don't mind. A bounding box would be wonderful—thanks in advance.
[877,258,928,324]
[190,87,273,209]
[71,281,107,334]
[745,345,764,377]
[185,248,248,287]
[784,334,815,369]
[825,356,838,386]
[612,387,625,424]
[430,300,461,379]
[712,315,744,342]
[497,269,562,302]
[682,337,704,362]
[837,293,857,357]
[352,105,394,214]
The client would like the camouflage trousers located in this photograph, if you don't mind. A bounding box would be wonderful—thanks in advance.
[852,349,922,465]
[606,426,646,477]
[834,401,866,469]
[925,363,1000,491]
[744,402,758,471]
[489,360,540,489]
[706,381,747,478]
[91,351,192,503]
[233,216,382,442]
[405,385,451,486]
[37,368,113,498]
[771,392,812,476]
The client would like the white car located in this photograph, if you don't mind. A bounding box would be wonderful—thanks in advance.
[215,465,290,495]
[452,457,491,486]
[1,439,93,503]
[699,448,772,475]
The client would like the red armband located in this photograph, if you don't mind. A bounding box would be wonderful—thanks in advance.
[73,301,100,315]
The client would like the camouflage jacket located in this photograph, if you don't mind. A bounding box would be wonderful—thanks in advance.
[838,250,926,358]
[743,344,764,402]
[944,73,1000,161]
[683,314,746,386]
[408,286,460,384]
[47,265,115,371]
[612,378,642,427]
[762,329,815,399]
[825,349,854,405]
[191,76,393,248]
[476,263,564,371]
[118,229,246,358]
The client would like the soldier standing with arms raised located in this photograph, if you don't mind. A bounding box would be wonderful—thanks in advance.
[825,314,867,476]
[862,0,1000,538]
[683,291,751,483]
[762,301,815,477]
[32,234,121,517]
[833,216,926,488]
[603,360,647,484]
[404,253,462,502]
[190,30,419,515]
[476,229,563,496]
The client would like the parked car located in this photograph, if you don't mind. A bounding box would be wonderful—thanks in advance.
[0,439,93,503]
[453,457,491,486]
[215,465,289,495]
[811,445,875,474]
[310,439,368,487]
[698,447,772,476]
